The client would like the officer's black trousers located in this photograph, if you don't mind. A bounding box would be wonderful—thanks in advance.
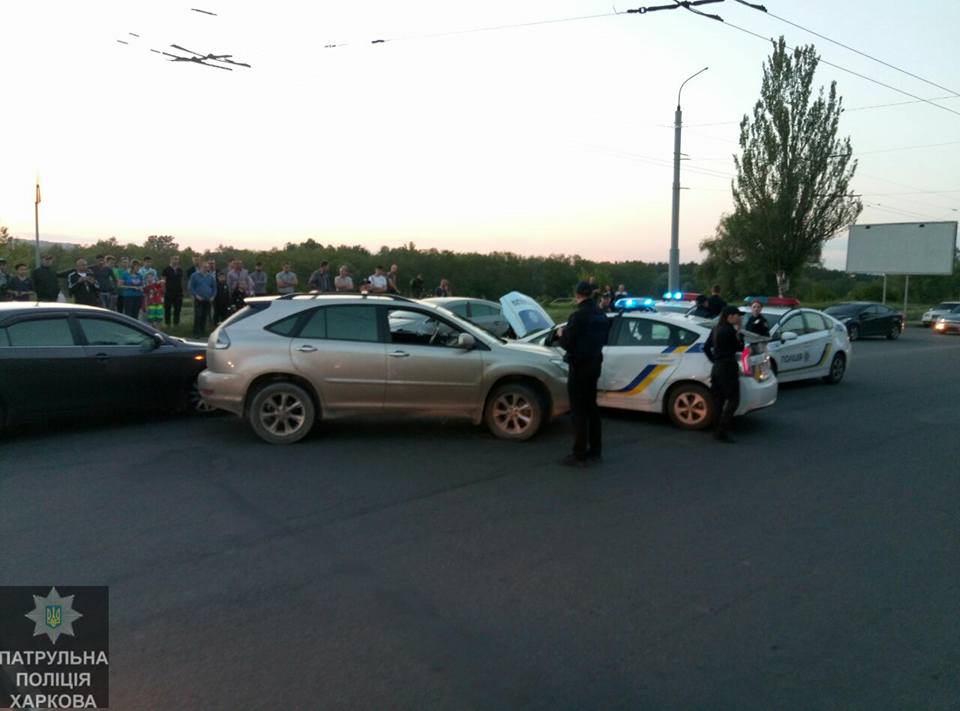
[568,358,602,459]
[710,360,740,434]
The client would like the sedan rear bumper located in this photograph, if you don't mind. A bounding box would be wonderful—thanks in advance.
[735,374,778,416]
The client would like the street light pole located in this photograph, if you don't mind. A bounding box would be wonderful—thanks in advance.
[669,66,708,294]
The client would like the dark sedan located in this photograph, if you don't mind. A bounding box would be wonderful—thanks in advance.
[824,302,904,341]
[0,303,208,429]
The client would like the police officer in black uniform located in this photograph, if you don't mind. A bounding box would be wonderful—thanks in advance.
[691,294,713,318]
[744,299,770,336]
[558,281,611,467]
[704,305,744,442]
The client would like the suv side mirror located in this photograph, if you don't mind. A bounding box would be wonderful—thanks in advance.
[781,331,799,342]
[457,333,476,349]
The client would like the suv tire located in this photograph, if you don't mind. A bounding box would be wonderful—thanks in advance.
[248,381,316,444]
[666,382,714,430]
[484,383,543,441]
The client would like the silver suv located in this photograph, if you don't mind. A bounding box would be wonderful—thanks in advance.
[198,293,570,444]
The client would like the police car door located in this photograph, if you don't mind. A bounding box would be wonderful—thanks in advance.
[772,311,815,375]
[598,315,682,411]
[799,311,834,374]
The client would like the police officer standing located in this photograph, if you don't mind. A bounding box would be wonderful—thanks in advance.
[744,299,770,336]
[558,281,611,467]
[704,305,744,443]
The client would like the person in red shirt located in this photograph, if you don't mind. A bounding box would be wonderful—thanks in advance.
[143,272,165,325]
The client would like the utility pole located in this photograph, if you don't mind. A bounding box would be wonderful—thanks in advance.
[669,67,708,294]
[34,178,41,269]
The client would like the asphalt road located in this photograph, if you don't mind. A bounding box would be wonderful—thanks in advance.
[1,328,958,710]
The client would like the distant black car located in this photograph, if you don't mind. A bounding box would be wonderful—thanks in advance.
[0,303,208,429]
[823,302,904,341]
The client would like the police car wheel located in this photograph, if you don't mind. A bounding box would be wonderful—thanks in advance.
[822,353,846,384]
[248,382,316,444]
[666,383,714,430]
[484,383,543,441]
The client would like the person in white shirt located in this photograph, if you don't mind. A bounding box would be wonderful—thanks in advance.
[334,265,354,292]
[367,265,388,293]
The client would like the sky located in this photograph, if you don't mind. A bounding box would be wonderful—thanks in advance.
[1,0,958,269]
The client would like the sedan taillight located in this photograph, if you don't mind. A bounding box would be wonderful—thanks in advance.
[740,347,751,376]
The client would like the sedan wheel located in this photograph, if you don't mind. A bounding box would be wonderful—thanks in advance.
[666,383,714,430]
[485,384,543,441]
[248,382,316,444]
[823,353,846,384]
[848,323,860,341]
[886,323,901,340]
[189,380,217,414]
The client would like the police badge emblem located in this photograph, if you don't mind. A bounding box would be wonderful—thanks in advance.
[25,587,83,643]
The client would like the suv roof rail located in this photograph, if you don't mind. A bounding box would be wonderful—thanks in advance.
[276,291,421,304]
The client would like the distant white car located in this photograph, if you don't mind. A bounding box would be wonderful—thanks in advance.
[922,301,960,327]
[422,297,511,337]
[505,294,778,430]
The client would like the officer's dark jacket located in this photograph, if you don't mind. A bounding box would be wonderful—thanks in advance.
[744,315,770,337]
[690,306,714,318]
[704,322,743,363]
[707,294,727,317]
[560,299,610,365]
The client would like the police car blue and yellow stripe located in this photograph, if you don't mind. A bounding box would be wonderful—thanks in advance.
[602,343,702,396]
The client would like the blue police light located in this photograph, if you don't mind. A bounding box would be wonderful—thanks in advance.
[615,297,655,312]
[663,292,673,300]
[673,291,683,300]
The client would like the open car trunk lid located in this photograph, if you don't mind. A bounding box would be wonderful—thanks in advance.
[500,291,555,339]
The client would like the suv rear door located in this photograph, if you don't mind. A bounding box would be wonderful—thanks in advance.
[288,305,386,412]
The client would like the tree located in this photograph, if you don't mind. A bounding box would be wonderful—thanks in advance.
[0,226,9,250]
[144,235,179,253]
[729,37,862,295]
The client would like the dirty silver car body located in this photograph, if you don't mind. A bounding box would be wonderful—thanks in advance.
[199,293,570,444]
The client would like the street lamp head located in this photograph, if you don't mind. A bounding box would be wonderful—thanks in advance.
[677,66,709,108]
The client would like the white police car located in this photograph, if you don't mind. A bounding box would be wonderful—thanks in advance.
[740,306,851,384]
[502,294,778,430]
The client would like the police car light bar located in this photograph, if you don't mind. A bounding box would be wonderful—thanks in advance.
[615,297,656,311]
[662,291,696,301]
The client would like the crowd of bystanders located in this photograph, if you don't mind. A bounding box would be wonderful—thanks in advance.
[0,253,454,338]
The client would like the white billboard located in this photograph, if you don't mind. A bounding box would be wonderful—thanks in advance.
[846,221,957,275]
